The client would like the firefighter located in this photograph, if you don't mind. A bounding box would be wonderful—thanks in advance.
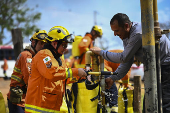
[1,58,9,80]
[70,25,103,113]
[7,30,48,113]
[104,49,132,113]
[25,26,87,113]
[76,25,102,67]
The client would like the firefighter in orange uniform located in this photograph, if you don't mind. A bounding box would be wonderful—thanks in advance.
[74,25,103,68]
[7,30,48,113]
[1,58,9,80]
[104,49,131,113]
[25,26,87,113]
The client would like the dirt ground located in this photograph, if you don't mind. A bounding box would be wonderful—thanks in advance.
[0,77,145,113]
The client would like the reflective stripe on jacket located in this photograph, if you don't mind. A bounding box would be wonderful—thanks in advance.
[7,45,35,107]
[25,49,80,112]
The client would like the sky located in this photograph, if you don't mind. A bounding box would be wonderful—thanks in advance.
[2,0,170,50]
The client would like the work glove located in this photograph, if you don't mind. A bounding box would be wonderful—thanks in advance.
[78,68,87,77]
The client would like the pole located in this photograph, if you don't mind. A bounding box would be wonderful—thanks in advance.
[94,10,99,47]
[153,0,163,113]
[99,56,106,113]
[134,76,142,113]
[94,11,97,25]
[140,0,158,112]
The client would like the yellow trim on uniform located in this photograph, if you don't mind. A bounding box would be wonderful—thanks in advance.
[69,68,72,78]
[13,66,22,74]
[25,104,60,113]
[11,75,25,85]
[61,55,64,59]
[86,48,89,51]
[65,68,73,79]
[65,68,68,79]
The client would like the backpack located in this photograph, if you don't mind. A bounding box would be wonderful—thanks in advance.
[72,35,83,57]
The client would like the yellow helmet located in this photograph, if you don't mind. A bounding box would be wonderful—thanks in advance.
[30,30,47,43]
[47,26,74,43]
[92,25,103,37]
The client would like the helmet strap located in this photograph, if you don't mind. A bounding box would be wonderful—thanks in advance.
[31,39,38,53]
[56,40,62,50]
[54,40,63,57]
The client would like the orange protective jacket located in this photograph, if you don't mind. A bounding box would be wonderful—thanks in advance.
[104,50,131,87]
[7,45,35,107]
[3,59,8,71]
[75,33,93,67]
[25,49,80,113]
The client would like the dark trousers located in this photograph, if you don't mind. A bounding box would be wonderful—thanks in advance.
[143,65,170,113]
[7,98,25,113]
[3,70,6,74]
[161,65,170,113]
[105,75,118,108]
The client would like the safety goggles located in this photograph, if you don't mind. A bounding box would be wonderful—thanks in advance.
[36,33,48,40]
[63,34,74,43]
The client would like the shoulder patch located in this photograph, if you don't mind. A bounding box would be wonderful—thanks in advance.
[43,56,51,63]
[83,39,88,42]
[27,58,32,63]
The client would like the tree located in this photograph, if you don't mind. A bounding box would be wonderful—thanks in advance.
[0,0,41,45]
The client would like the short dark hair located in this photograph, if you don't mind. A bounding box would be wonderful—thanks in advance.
[110,13,131,27]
